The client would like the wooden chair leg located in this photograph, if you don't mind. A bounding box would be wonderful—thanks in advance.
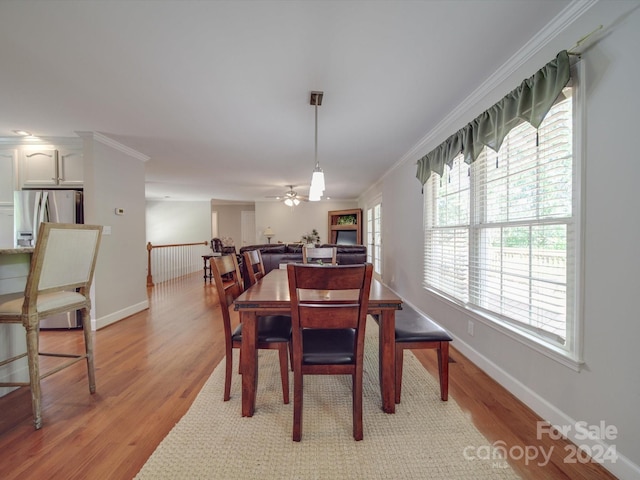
[395,345,404,404]
[289,342,293,371]
[277,344,290,404]
[25,324,42,430]
[224,348,233,401]
[80,308,96,393]
[438,342,449,401]
[293,369,303,442]
[353,371,363,441]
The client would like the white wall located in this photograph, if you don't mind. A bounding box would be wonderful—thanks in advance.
[82,133,149,330]
[211,203,255,247]
[146,200,211,244]
[378,3,640,478]
[255,200,358,245]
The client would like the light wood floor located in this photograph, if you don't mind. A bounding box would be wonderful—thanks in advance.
[0,272,616,479]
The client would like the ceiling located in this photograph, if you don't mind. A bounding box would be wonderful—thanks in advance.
[0,0,571,203]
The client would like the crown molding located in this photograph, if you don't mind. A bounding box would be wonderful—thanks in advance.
[76,131,150,162]
[388,0,598,175]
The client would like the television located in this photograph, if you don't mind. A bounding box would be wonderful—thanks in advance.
[335,230,357,245]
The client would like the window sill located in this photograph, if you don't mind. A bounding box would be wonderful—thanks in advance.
[423,286,584,372]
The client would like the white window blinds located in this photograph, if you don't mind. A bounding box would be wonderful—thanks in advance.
[424,86,575,349]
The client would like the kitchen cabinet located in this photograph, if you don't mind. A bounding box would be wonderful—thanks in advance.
[0,149,17,205]
[19,147,83,188]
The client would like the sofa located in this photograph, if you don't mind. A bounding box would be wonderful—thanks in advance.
[239,243,367,288]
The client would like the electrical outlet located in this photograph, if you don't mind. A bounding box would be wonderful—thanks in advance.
[467,320,474,336]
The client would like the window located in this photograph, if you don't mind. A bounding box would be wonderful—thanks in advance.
[423,84,579,360]
[367,202,382,275]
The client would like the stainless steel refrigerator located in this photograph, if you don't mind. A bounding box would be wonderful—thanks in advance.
[14,189,84,329]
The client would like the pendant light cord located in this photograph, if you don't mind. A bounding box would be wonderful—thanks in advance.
[314,102,319,169]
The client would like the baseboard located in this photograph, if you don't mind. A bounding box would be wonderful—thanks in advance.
[451,335,640,480]
[94,300,149,330]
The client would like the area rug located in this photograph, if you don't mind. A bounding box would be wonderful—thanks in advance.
[135,319,520,479]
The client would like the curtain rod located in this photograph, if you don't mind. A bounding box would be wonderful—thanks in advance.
[567,24,603,56]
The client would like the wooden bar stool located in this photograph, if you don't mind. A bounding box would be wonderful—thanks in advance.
[0,223,103,429]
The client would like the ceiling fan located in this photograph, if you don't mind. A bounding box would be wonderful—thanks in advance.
[265,185,308,206]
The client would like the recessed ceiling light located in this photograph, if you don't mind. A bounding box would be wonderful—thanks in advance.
[13,130,32,136]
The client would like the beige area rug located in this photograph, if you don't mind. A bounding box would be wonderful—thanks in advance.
[135,319,520,479]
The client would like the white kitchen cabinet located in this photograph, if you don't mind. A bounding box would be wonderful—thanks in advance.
[57,147,83,187]
[19,147,83,188]
[0,149,17,205]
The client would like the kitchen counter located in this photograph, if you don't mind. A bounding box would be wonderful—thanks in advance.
[0,247,34,255]
[0,248,31,397]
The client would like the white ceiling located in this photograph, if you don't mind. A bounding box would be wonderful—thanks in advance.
[0,0,571,202]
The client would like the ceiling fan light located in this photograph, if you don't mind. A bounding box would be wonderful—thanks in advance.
[284,198,294,207]
[293,198,300,206]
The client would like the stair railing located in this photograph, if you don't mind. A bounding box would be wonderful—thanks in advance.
[147,241,209,286]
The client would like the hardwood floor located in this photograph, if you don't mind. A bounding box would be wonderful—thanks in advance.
[0,272,616,479]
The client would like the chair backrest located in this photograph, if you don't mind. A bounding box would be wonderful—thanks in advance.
[287,263,373,350]
[210,254,244,339]
[211,238,224,253]
[24,223,103,308]
[242,249,266,286]
[302,246,337,265]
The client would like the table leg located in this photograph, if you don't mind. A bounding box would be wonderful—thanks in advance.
[241,311,258,417]
[379,309,396,413]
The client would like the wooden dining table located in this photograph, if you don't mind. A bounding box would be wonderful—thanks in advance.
[234,268,403,417]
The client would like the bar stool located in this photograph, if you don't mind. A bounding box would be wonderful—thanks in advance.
[0,223,103,429]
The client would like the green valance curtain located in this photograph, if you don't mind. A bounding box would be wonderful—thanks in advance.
[416,50,571,186]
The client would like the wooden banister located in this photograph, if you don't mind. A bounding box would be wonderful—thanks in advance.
[147,241,208,287]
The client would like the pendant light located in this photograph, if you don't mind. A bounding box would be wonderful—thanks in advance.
[309,91,324,201]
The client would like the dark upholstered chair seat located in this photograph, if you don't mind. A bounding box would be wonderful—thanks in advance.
[390,306,452,403]
[301,328,356,365]
[394,309,453,343]
[232,315,292,343]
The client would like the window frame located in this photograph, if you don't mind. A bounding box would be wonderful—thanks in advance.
[367,198,383,277]
[422,63,584,370]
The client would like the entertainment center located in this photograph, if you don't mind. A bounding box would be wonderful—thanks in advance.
[328,208,362,245]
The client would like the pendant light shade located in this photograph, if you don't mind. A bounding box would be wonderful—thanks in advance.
[308,183,322,202]
[309,91,324,201]
[311,167,325,192]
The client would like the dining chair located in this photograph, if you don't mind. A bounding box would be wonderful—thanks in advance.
[210,253,291,404]
[242,249,266,287]
[393,307,452,403]
[0,222,103,429]
[287,262,373,441]
[243,249,294,370]
[302,246,337,265]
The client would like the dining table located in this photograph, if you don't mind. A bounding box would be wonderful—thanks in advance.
[234,268,403,417]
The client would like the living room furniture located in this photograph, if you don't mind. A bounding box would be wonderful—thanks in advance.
[328,208,362,245]
[209,254,291,404]
[287,263,373,441]
[263,227,275,243]
[0,222,102,429]
[302,246,337,265]
[238,244,366,288]
[234,268,402,417]
[201,253,222,283]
